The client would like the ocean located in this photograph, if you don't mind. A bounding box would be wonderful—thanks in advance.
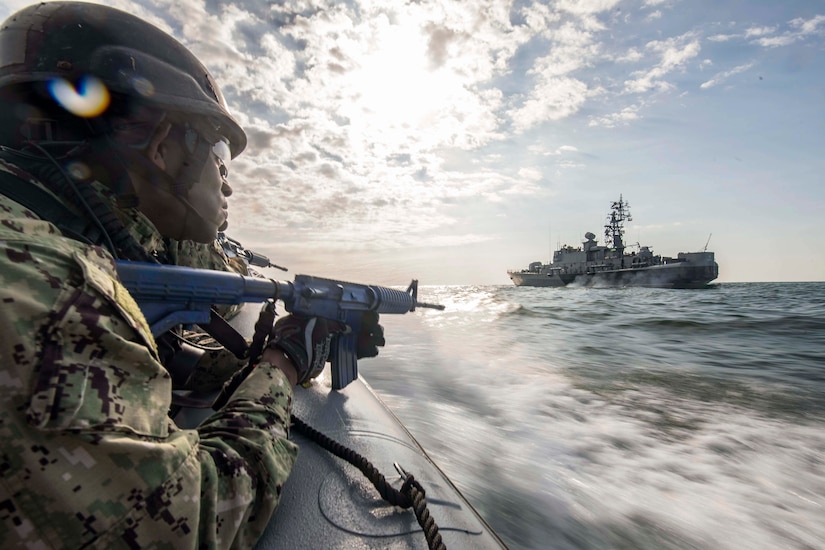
[359,282,825,550]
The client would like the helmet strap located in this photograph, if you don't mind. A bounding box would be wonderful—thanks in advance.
[170,123,212,196]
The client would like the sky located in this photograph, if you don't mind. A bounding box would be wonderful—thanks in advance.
[1,0,824,284]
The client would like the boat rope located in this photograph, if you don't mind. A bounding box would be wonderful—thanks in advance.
[177,295,448,548]
[291,413,446,550]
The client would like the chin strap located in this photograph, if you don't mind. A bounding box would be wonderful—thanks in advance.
[170,124,213,196]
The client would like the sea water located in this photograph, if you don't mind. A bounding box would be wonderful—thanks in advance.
[360,282,825,550]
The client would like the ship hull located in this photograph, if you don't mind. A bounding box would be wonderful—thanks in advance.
[507,271,568,287]
[508,262,718,289]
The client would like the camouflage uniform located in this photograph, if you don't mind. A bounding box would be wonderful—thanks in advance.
[0,159,298,548]
[168,239,250,278]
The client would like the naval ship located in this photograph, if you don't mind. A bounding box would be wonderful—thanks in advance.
[508,196,719,288]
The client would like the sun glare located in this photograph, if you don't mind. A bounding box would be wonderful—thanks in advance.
[343,22,455,139]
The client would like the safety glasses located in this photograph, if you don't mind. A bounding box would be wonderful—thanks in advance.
[210,137,230,180]
[181,122,231,179]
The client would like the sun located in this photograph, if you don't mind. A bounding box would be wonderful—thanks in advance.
[342,20,455,138]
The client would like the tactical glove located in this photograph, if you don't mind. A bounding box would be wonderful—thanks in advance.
[357,311,386,359]
[268,315,348,384]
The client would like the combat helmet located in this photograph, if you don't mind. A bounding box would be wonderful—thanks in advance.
[0,1,246,157]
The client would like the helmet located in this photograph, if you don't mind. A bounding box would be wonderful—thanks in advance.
[0,1,246,157]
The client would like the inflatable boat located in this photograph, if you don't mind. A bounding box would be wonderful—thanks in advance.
[167,266,508,549]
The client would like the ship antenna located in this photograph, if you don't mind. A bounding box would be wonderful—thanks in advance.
[703,232,712,252]
[604,194,632,254]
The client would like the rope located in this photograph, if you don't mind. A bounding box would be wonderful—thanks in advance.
[291,414,446,550]
[165,292,448,547]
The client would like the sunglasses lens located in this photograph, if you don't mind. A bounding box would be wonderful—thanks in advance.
[212,139,231,165]
[178,122,231,176]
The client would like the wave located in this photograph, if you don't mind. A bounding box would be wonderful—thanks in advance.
[611,314,825,334]
[565,366,825,421]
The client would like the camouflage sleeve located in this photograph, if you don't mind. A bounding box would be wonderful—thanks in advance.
[179,330,249,392]
[0,220,297,548]
[194,362,298,547]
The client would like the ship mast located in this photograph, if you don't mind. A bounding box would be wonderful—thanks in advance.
[604,195,632,253]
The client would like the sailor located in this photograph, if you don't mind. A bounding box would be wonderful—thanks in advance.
[0,2,381,547]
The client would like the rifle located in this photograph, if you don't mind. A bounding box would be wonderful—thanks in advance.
[115,261,444,389]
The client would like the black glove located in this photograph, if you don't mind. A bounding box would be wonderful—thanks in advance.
[357,311,385,359]
[268,315,348,384]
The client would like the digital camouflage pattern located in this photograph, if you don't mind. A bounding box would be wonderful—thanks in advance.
[168,238,250,278]
[0,159,298,548]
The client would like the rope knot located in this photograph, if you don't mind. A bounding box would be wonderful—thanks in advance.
[295,416,446,549]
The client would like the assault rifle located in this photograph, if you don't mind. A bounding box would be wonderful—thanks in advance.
[115,261,444,389]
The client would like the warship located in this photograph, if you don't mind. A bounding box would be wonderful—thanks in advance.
[508,196,718,288]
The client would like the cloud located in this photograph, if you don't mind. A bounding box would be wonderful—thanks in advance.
[531,145,580,156]
[617,48,644,63]
[517,167,543,181]
[510,77,590,131]
[755,15,825,48]
[708,14,825,49]
[588,104,641,127]
[506,14,606,131]
[744,25,776,38]
[790,14,825,35]
[700,62,755,89]
[555,0,621,17]
[646,10,663,22]
[172,1,533,251]
[623,33,701,93]
[753,35,798,48]
[707,34,731,43]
